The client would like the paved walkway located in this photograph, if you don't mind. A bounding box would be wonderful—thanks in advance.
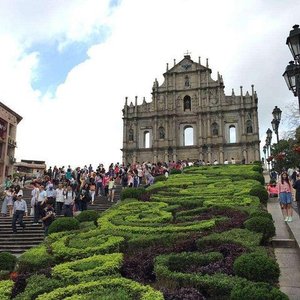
[266,173,300,299]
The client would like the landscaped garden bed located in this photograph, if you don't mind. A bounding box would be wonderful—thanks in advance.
[0,164,288,299]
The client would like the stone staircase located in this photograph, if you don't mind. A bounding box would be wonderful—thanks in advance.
[0,184,122,255]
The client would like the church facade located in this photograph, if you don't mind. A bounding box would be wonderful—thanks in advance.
[121,54,260,165]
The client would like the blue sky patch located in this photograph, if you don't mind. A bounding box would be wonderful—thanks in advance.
[30,26,111,95]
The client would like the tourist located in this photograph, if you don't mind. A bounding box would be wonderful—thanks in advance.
[108,176,116,202]
[224,159,229,165]
[1,187,13,217]
[78,183,90,211]
[30,182,39,217]
[231,158,236,164]
[12,190,28,234]
[33,185,47,224]
[55,183,64,215]
[277,172,293,222]
[89,178,96,205]
[63,185,75,217]
[41,201,55,236]
[267,181,278,198]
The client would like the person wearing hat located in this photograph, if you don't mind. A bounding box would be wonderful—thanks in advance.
[12,190,27,234]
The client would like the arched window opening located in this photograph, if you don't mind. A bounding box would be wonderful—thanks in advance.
[183,95,191,111]
[158,127,165,139]
[144,131,150,148]
[246,120,253,134]
[229,125,236,143]
[184,126,193,146]
[211,122,219,136]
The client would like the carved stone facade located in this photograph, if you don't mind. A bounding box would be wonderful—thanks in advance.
[0,102,22,183]
[122,54,260,165]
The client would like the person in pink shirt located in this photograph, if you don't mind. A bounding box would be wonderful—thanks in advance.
[277,172,293,222]
[267,182,278,198]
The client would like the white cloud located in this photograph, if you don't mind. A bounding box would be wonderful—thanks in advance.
[0,0,299,169]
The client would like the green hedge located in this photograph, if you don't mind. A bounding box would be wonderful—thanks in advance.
[50,230,124,261]
[154,253,248,298]
[0,252,16,272]
[196,228,262,251]
[121,187,146,200]
[75,210,99,225]
[233,252,280,284]
[0,280,13,300]
[36,277,164,300]
[52,253,123,283]
[249,186,269,205]
[17,244,55,273]
[48,217,80,235]
[14,275,63,300]
[230,281,288,300]
[244,217,275,244]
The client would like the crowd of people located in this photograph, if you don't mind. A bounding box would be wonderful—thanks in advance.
[0,161,188,235]
[267,167,300,223]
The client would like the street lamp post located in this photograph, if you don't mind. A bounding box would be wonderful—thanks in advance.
[271,106,282,143]
[283,25,300,112]
[263,145,267,167]
[266,128,273,171]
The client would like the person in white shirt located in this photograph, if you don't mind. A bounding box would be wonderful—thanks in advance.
[55,183,65,215]
[224,159,229,165]
[63,185,75,217]
[12,191,28,233]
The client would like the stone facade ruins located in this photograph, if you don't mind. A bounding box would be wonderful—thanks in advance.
[122,54,260,165]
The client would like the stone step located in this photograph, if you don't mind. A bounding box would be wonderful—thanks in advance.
[0,233,44,238]
[271,238,297,248]
[0,239,43,245]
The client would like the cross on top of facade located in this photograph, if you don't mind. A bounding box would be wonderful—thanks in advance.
[184,50,191,57]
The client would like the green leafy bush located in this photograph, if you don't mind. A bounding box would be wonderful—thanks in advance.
[14,275,63,300]
[0,280,14,300]
[52,253,123,283]
[233,252,280,284]
[17,244,54,273]
[249,186,269,204]
[0,252,17,272]
[50,231,124,261]
[48,217,80,235]
[154,175,167,183]
[249,210,273,220]
[244,216,275,244]
[76,210,99,226]
[36,277,164,300]
[121,187,146,200]
[252,165,263,174]
[196,228,262,251]
[170,169,182,175]
[230,281,288,300]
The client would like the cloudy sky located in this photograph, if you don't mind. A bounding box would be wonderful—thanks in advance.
[0,0,299,169]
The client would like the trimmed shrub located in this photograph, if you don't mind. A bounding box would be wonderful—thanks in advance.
[244,216,275,244]
[154,175,167,183]
[230,281,288,300]
[14,274,62,300]
[0,252,17,272]
[170,169,182,175]
[196,228,262,251]
[52,253,123,283]
[121,187,146,200]
[0,280,14,300]
[17,245,55,273]
[75,210,99,225]
[249,186,268,205]
[249,210,273,221]
[252,165,263,174]
[48,217,80,235]
[233,252,280,284]
[36,277,164,300]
